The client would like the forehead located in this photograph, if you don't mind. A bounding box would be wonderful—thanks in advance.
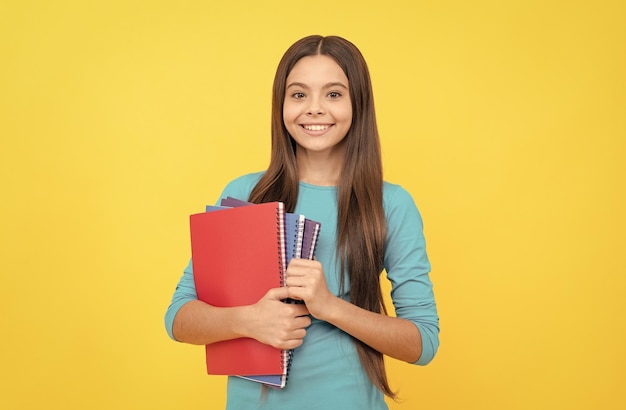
[286,55,348,85]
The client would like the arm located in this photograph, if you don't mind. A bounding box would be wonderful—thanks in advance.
[173,287,311,350]
[383,186,439,365]
[285,185,439,365]
[286,259,422,363]
[325,297,423,363]
[165,260,310,350]
[173,300,252,345]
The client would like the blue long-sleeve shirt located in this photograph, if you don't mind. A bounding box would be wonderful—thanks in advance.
[165,173,439,409]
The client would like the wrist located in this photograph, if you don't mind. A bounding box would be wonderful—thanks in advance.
[232,304,254,339]
[316,294,343,323]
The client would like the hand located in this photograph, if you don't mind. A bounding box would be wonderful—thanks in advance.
[248,287,311,350]
[285,258,336,320]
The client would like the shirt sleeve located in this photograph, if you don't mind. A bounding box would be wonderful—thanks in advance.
[163,173,263,341]
[383,184,439,365]
[164,259,196,341]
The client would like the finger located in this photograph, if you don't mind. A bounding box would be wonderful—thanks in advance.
[293,304,310,317]
[287,287,306,301]
[289,328,307,340]
[285,264,306,277]
[265,286,290,301]
[274,328,307,349]
[281,338,304,350]
[286,275,316,288]
[287,303,309,317]
[287,258,321,272]
[294,315,311,329]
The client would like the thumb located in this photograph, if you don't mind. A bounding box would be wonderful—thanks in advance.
[265,286,290,301]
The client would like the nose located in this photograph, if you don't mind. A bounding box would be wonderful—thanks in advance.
[306,96,324,116]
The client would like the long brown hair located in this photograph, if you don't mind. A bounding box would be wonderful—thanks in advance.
[249,35,394,398]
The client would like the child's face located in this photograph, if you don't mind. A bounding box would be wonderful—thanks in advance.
[283,55,352,160]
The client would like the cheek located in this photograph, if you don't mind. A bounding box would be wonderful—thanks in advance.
[282,107,299,135]
[282,107,296,126]
[341,105,353,125]
[282,99,299,116]
[282,107,291,121]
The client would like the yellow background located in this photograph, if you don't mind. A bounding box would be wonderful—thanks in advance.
[1,0,624,409]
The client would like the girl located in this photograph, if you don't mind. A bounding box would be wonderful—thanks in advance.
[165,35,439,409]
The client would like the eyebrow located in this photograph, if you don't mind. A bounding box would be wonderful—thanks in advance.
[286,81,348,90]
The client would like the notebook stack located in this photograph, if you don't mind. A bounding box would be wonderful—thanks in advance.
[189,198,321,388]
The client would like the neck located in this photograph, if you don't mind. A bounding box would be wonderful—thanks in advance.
[295,147,344,187]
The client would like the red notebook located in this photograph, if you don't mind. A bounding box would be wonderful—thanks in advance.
[189,202,287,376]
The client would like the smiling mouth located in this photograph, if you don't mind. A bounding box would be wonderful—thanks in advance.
[302,124,331,132]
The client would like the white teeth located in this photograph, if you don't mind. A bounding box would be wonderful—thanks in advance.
[303,124,329,131]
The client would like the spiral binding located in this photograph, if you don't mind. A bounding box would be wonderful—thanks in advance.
[276,202,290,387]
[276,202,286,285]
